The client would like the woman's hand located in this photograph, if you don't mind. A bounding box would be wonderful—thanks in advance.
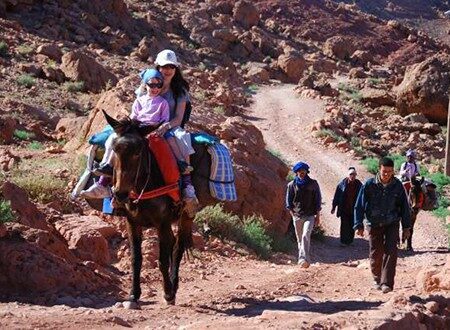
[154,122,171,137]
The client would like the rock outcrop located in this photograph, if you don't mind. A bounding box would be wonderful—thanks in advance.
[395,54,450,124]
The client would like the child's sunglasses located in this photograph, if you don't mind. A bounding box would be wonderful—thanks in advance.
[147,82,163,89]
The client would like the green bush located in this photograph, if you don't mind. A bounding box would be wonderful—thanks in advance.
[16,44,33,56]
[337,83,362,102]
[0,199,14,223]
[429,172,450,193]
[268,148,288,164]
[361,157,378,174]
[0,41,8,57]
[241,215,273,258]
[286,172,295,182]
[315,129,345,142]
[14,129,35,140]
[195,204,274,258]
[17,74,36,88]
[10,158,69,205]
[65,81,85,93]
[213,105,225,115]
[270,233,296,253]
[29,141,43,150]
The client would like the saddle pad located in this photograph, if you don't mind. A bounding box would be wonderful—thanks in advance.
[207,143,237,201]
[148,135,180,202]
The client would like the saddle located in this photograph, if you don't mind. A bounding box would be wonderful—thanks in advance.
[136,135,181,202]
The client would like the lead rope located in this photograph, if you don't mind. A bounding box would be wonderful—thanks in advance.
[133,146,151,204]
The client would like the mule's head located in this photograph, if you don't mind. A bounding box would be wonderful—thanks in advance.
[103,111,159,204]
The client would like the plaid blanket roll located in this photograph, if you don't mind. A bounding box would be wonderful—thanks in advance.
[207,143,237,201]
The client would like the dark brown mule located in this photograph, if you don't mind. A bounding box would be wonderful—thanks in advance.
[405,177,438,251]
[104,112,215,304]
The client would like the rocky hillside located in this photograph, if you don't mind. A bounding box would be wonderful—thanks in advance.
[0,0,449,302]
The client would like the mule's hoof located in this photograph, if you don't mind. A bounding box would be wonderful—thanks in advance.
[123,300,139,310]
[128,294,139,302]
[164,294,176,305]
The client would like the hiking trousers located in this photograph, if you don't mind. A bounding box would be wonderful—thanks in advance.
[292,215,315,263]
[368,221,399,289]
[340,213,355,245]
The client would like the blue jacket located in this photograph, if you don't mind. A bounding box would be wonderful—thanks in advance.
[332,178,362,217]
[354,176,411,230]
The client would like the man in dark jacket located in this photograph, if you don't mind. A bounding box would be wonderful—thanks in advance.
[354,157,411,293]
[332,167,362,246]
[286,161,322,268]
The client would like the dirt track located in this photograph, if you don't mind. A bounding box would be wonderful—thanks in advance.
[0,84,448,329]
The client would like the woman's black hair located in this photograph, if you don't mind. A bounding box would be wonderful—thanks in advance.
[157,66,189,100]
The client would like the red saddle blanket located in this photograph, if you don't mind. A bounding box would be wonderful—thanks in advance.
[147,135,180,202]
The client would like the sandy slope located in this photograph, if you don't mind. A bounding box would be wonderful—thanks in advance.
[0,84,448,329]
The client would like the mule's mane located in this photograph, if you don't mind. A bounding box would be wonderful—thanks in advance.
[115,117,143,136]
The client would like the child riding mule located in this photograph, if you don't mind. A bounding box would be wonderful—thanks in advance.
[103,111,215,304]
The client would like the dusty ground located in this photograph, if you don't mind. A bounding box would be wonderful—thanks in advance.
[0,84,448,329]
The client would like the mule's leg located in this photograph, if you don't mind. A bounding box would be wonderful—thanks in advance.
[407,210,417,251]
[158,223,176,304]
[127,222,143,302]
[171,213,193,296]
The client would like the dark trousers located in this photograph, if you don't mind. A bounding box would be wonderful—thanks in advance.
[368,221,399,288]
[340,213,355,245]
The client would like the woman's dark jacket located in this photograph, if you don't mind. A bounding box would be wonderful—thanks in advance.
[332,178,362,217]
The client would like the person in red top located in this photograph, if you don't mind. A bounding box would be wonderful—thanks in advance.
[331,167,363,246]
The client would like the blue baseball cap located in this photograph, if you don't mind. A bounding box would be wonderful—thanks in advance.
[139,68,163,84]
[292,161,310,173]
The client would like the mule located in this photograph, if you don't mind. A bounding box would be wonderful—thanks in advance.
[104,112,215,304]
[404,176,438,251]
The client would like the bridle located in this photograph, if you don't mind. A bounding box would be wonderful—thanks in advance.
[131,142,152,204]
[112,137,151,204]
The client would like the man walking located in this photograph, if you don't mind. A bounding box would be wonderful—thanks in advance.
[286,161,322,268]
[354,157,411,293]
[331,167,362,246]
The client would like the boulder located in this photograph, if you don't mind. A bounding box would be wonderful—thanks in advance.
[53,215,116,265]
[55,116,87,141]
[360,87,395,107]
[60,51,118,93]
[0,235,109,296]
[233,0,259,30]
[395,54,450,124]
[0,149,18,171]
[0,115,16,144]
[277,51,306,83]
[323,36,356,60]
[36,43,63,62]
[1,181,50,231]
[244,62,270,83]
[416,255,450,293]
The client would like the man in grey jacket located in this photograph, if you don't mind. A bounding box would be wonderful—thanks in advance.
[354,157,411,293]
[286,161,322,268]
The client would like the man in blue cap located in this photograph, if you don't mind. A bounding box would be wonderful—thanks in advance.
[285,161,322,268]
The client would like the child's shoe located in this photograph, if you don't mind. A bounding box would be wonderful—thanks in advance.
[80,182,111,199]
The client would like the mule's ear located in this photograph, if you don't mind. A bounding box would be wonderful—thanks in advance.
[137,123,162,136]
[103,110,123,132]
[420,176,425,184]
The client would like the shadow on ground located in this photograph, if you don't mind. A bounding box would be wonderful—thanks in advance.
[202,295,383,317]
